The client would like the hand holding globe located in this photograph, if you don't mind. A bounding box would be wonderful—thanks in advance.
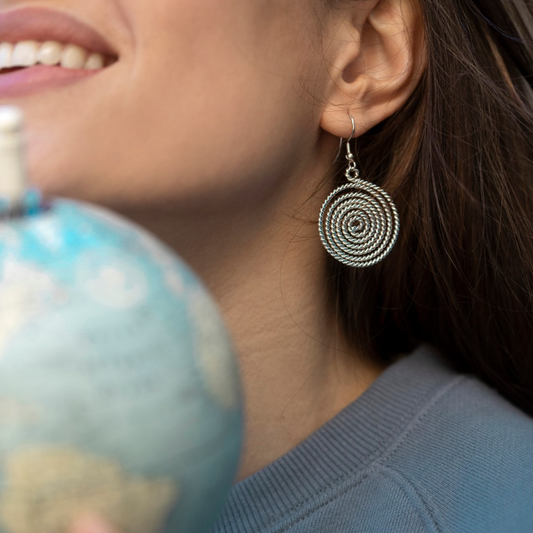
[0,107,244,533]
[71,514,121,533]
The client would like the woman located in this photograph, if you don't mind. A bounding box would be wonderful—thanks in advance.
[3,0,532,531]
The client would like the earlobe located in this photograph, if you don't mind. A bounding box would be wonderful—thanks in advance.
[320,0,426,139]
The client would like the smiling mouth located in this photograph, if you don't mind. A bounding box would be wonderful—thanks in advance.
[0,40,117,74]
[0,43,118,98]
[0,7,119,96]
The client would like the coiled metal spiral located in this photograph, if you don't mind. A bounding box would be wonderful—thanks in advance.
[318,178,400,268]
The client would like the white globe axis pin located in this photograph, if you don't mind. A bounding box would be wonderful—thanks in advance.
[0,106,27,211]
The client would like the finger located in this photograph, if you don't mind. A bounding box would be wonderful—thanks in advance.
[70,513,121,533]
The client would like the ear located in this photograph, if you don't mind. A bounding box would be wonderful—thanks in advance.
[320,0,426,139]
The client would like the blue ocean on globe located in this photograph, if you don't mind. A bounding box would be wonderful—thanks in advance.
[0,195,244,533]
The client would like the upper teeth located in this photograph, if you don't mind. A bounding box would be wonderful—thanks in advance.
[0,41,108,71]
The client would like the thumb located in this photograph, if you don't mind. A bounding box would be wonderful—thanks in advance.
[70,513,121,533]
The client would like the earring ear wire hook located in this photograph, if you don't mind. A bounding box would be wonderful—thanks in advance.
[334,115,356,163]
[345,115,356,161]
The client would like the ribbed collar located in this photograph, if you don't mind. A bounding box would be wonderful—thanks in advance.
[209,345,461,533]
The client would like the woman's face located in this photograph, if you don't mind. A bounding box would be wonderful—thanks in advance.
[4,0,326,212]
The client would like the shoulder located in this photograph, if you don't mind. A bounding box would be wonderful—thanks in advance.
[382,363,533,533]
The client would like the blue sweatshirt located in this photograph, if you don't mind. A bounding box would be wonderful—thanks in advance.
[208,345,533,533]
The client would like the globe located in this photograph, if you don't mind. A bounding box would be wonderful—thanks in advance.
[0,192,244,533]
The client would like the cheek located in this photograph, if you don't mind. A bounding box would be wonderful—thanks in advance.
[26,61,308,211]
[25,0,317,211]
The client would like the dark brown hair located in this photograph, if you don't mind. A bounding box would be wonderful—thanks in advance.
[327,0,533,416]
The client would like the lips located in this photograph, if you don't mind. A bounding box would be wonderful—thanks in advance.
[0,7,117,58]
[0,7,117,97]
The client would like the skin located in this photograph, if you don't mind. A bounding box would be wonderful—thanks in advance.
[0,0,425,531]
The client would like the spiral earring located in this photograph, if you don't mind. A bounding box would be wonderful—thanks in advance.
[318,116,400,268]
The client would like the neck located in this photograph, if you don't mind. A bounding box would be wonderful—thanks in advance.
[115,159,388,481]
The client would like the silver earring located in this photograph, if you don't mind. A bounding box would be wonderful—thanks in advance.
[318,116,400,268]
